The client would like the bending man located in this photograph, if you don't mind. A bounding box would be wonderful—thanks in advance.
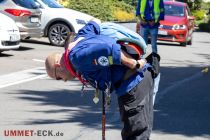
[45,21,160,140]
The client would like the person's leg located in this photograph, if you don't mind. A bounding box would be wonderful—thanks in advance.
[153,73,161,105]
[140,26,149,45]
[149,27,158,53]
[118,71,154,140]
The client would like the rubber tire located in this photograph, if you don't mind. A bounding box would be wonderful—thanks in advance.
[180,42,187,47]
[187,39,192,45]
[48,23,71,46]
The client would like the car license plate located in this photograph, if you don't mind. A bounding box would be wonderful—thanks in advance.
[158,30,167,35]
[30,17,39,23]
[10,34,19,42]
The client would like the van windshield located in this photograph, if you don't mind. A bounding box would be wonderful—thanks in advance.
[165,4,185,17]
[41,0,63,8]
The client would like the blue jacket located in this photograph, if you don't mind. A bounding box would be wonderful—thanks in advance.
[70,21,148,96]
[136,0,165,28]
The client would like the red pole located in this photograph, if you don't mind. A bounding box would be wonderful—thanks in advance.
[102,91,106,140]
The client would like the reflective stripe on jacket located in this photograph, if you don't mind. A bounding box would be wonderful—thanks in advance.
[140,0,163,23]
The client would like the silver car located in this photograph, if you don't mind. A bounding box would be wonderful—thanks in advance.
[0,0,42,39]
[35,0,100,46]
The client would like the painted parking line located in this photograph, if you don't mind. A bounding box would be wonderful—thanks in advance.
[155,71,203,104]
[32,59,45,63]
[0,67,47,89]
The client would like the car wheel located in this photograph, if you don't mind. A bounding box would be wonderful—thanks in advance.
[187,35,193,45]
[180,42,187,47]
[48,23,71,46]
[187,39,192,45]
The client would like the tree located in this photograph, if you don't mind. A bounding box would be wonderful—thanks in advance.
[176,0,202,10]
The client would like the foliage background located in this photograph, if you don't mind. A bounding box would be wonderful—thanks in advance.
[59,0,210,32]
[60,0,136,22]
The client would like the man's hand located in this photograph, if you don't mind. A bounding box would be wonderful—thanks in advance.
[145,53,160,78]
[140,20,147,25]
[121,50,147,69]
[138,16,147,25]
[137,59,147,69]
[148,20,155,26]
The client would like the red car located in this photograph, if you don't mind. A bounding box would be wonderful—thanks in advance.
[136,1,195,47]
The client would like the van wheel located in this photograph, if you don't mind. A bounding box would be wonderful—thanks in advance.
[48,23,71,46]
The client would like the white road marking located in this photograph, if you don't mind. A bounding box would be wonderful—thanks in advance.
[155,71,203,104]
[32,59,45,63]
[0,67,47,89]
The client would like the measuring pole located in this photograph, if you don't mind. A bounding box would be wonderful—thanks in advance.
[102,91,106,140]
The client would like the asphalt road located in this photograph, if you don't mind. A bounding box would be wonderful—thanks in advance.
[0,24,210,140]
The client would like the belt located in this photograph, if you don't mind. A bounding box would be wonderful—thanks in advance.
[114,69,137,89]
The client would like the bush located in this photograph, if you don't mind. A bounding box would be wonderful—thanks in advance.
[112,0,135,21]
[199,22,210,32]
[61,0,135,22]
[113,9,135,21]
[68,0,115,21]
[192,10,205,20]
[208,15,210,24]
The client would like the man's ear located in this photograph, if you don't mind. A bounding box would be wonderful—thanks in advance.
[55,54,62,66]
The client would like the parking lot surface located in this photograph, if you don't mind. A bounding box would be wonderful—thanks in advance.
[0,25,210,140]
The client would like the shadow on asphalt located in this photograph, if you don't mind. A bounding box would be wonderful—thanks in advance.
[12,61,210,137]
[0,46,34,57]
[21,39,51,46]
[0,52,13,57]
[154,67,210,137]
[16,46,34,51]
[197,41,210,44]
[15,88,121,130]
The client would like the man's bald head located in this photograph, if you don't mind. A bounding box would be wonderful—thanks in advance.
[45,52,61,78]
[45,52,75,81]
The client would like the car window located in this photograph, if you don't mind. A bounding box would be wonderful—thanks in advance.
[164,4,185,17]
[40,0,63,8]
[12,0,38,9]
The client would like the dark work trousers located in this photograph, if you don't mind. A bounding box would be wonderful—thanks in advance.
[118,71,154,140]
